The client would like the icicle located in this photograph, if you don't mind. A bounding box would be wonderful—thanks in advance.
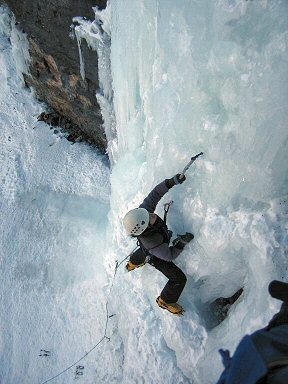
[10,14,31,83]
[74,26,85,81]
[72,3,117,164]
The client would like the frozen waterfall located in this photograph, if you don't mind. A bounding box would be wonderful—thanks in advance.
[0,1,287,384]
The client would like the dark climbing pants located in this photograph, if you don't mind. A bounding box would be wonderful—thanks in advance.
[149,256,187,303]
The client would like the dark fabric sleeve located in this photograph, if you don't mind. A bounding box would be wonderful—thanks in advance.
[139,181,169,213]
[217,335,267,384]
[139,232,184,261]
[149,243,183,261]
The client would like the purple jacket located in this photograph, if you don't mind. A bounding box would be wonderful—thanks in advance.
[138,181,183,262]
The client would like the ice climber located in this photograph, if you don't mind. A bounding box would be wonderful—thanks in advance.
[123,174,194,315]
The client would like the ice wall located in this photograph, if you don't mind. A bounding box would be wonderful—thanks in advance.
[106,0,288,382]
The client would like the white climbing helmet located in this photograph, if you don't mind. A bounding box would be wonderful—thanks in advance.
[123,208,150,236]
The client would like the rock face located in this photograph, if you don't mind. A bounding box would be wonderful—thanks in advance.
[3,0,107,151]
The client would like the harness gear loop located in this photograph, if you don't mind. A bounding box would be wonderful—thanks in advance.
[163,200,174,224]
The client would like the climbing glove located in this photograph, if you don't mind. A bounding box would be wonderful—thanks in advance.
[173,232,194,250]
[165,174,186,189]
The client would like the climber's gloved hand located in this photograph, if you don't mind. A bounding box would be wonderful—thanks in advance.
[165,174,186,189]
[172,232,194,249]
[219,349,232,369]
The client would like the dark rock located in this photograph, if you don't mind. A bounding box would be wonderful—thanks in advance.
[2,0,107,152]
[37,109,101,146]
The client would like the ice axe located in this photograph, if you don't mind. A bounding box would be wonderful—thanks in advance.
[179,152,203,180]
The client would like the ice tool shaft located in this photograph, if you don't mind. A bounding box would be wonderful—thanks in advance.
[179,152,203,179]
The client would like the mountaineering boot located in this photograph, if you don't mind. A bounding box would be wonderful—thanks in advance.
[126,260,146,272]
[126,248,147,272]
[172,232,194,249]
[156,296,184,315]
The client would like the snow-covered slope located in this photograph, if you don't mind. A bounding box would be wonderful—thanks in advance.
[0,1,288,384]
[0,7,115,384]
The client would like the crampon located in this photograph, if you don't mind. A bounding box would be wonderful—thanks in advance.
[156,296,184,316]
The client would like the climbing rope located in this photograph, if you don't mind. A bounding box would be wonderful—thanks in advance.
[40,248,136,384]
